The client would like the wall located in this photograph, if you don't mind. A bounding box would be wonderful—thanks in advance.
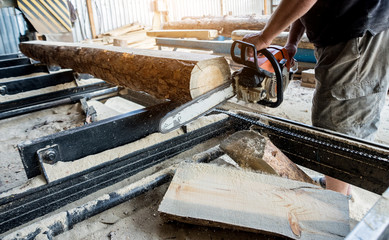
[0,0,273,53]
[0,7,27,55]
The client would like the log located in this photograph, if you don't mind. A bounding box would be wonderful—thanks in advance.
[232,30,314,49]
[146,29,219,40]
[162,15,289,37]
[159,163,350,240]
[220,130,315,184]
[19,41,231,102]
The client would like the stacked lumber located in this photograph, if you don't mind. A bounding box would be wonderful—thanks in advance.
[159,163,350,240]
[19,41,231,102]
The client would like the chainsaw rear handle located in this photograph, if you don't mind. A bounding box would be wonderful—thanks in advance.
[231,40,284,108]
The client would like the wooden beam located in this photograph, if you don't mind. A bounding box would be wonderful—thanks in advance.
[231,30,314,49]
[147,30,219,40]
[19,41,231,102]
[159,163,350,240]
[86,0,97,39]
[162,15,285,37]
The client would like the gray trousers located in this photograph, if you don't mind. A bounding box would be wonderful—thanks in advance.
[312,29,389,140]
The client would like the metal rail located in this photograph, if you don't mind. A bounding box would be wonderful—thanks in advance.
[0,70,75,95]
[0,83,117,120]
[0,117,236,234]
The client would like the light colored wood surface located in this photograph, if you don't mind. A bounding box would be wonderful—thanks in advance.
[19,41,231,102]
[147,29,219,40]
[232,30,314,49]
[220,130,315,184]
[86,0,96,39]
[301,69,316,88]
[159,163,350,240]
[98,24,144,38]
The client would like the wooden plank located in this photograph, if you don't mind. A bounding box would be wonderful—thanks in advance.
[147,29,219,40]
[98,24,144,38]
[19,41,231,102]
[86,0,96,39]
[232,30,315,50]
[301,69,316,88]
[159,163,350,240]
[220,130,315,184]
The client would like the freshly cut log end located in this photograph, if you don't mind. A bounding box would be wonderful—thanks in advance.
[19,41,231,102]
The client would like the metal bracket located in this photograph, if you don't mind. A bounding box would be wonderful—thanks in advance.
[37,144,61,165]
[37,144,61,182]
[0,85,7,95]
[80,97,97,124]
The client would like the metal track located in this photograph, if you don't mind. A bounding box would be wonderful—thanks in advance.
[216,109,389,194]
[0,118,236,234]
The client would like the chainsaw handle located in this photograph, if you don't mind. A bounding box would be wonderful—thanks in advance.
[231,40,259,70]
[231,40,284,108]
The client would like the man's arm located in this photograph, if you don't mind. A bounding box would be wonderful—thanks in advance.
[285,19,306,62]
[242,0,316,54]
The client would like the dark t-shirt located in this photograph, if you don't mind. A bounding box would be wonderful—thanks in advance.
[300,0,389,47]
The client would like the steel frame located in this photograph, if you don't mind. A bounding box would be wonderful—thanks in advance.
[1,70,75,95]
[0,82,116,120]
[0,118,236,234]
[0,64,49,78]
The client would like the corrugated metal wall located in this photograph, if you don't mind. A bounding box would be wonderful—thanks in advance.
[167,0,264,22]
[70,0,153,41]
[0,7,27,55]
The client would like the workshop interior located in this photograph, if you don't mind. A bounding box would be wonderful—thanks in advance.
[0,0,388,239]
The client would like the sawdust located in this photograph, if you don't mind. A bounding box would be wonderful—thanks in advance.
[0,103,84,193]
[42,129,185,182]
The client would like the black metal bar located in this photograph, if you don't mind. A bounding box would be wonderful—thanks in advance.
[0,64,48,78]
[0,83,115,120]
[1,70,75,95]
[0,58,30,68]
[0,53,22,60]
[0,118,236,234]
[242,114,389,194]
[215,109,389,194]
[18,101,179,178]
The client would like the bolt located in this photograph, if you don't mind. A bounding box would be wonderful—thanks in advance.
[43,149,57,164]
[0,86,6,95]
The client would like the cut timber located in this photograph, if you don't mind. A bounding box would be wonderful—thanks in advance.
[146,29,219,40]
[301,69,316,88]
[162,15,288,37]
[104,96,144,113]
[98,24,144,38]
[220,130,315,184]
[19,41,231,102]
[232,30,314,50]
[159,163,350,240]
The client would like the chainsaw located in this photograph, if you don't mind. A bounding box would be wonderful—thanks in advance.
[159,40,296,133]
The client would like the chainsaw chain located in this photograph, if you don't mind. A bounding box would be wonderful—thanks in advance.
[215,109,389,163]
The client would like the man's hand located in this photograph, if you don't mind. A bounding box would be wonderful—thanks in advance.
[284,42,298,65]
[241,31,272,57]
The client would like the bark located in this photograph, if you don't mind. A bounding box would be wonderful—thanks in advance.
[19,41,231,102]
[163,15,289,37]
